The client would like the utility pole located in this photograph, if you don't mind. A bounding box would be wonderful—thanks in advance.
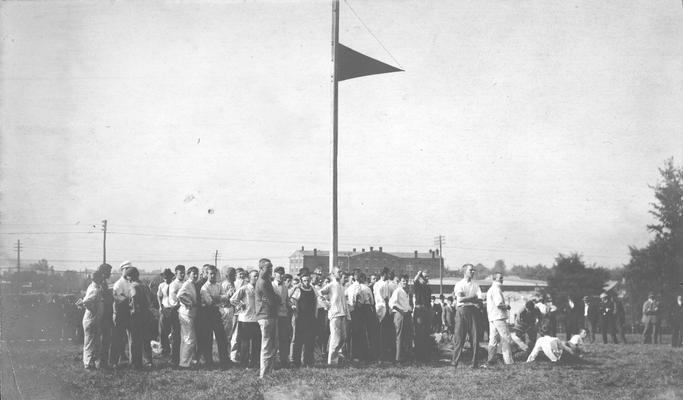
[102,219,108,264]
[434,235,445,296]
[214,250,219,267]
[14,239,22,272]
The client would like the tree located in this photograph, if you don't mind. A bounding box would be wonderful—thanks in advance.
[491,259,506,274]
[509,264,552,281]
[625,159,683,317]
[547,253,609,300]
[29,259,49,271]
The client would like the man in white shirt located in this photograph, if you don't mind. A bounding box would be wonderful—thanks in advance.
[526,329,576,363]
[111,261,133,368]
[230,270,260,368]
[167,265,185,366]
[220,267,237,365]
[346,270,375,361]
[157,268,176,356]
[200,265,230,367]
[389,274,412,363]
[320,266,349,365]
[451,263,484,369]
[374,268,394,362]
[486,272,513,365]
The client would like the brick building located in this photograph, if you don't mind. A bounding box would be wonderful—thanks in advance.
[288,246,442,278]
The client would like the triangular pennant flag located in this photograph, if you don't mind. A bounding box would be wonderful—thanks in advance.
[336,43,402,82]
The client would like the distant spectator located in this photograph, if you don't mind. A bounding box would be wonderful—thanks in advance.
[670,294,683,348]
[451,264,483,369]
[126,266,154,370]
[563,295,583,341]
[642,293,659,344]
[599,293,618,344]
[511,300,539,352]
[613,294,627,344]
[111,261,133,368]
[157,268,176,357]
[96,263,114,368]
[486,272,513,366]
[231,270,261,369]
[582,296,599,343]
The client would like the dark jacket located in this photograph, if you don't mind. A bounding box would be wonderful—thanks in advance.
[255,276,280,320]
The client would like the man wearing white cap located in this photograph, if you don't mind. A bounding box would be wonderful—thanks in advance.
[111,260,133,367]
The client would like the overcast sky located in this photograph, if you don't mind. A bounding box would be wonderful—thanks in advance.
[1,0,682,273]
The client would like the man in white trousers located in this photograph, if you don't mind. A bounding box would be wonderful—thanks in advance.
[486,272,513,366]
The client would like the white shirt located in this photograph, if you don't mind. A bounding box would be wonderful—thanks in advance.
[486,281,508,321]
[526,336,567,362]
[157,281,173,308]
[389,286,410,313]
[168,278,183,307]
[569,334,585,352]
[113,276,131,304]
[201,281,228,307]
[373,279,392,319]
[453,279,482,308]
[230,283,257,323]
[320,278,348,319]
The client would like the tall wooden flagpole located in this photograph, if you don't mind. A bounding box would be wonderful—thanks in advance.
[330,0,339,274]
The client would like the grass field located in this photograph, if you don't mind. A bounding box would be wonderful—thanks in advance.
[1,335,682,400]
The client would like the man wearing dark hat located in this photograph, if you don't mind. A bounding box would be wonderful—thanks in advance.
[582,296,598,343]
[157,268,176,356]
[290,269,318,367]
[599,293,618,344]
[642,292,659,344]
[96,263,114,368]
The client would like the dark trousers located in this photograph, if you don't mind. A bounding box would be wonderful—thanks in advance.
[601,315,618,344]
[671,322,682,347]
[643,319,659,344]
[413,306,431,362]
[393,310,413,362]
[585,318,597,343]
[170,308,181,365]
[129,318,152,369]
[616,319,627,344]
[316,309,329,357]
[99,316,113,366]
[111,321,129,365]
[159,307,174,354]
[238,321,261,368]
[276,316,292,366]
[452,306,479,367]
[350,305,372,360]
[292,316,316,367]
[378,311,396,362]
[195,307,211,363]
[202,306,229,365]
[366,309,380,361]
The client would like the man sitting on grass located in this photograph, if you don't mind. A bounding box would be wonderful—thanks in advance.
[567,329,588,357]
[526,327,576,363]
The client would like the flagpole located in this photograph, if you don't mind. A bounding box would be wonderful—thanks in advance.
[330,0,339,275]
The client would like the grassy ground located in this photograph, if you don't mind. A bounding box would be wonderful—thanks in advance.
[1,335,682,400]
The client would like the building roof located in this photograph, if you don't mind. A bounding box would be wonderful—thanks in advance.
[290,249,438,259]
[429,275,547,288]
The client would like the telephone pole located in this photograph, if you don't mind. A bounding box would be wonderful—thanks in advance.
[434,235,445,295]
[102,219,108,264]
[214,250,219,267]
[14,239,22,272]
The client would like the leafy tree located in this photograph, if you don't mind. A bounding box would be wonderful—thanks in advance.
[547,253,609,300]
[509,264,552,281]
[491,259,506,274]
[625,159,683,316]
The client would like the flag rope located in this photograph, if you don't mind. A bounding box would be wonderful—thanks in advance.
[342,0,403,69]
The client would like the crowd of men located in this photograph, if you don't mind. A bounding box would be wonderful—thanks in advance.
[77,261,683,376]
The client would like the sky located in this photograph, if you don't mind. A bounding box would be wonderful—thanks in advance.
[1,0,682,273]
